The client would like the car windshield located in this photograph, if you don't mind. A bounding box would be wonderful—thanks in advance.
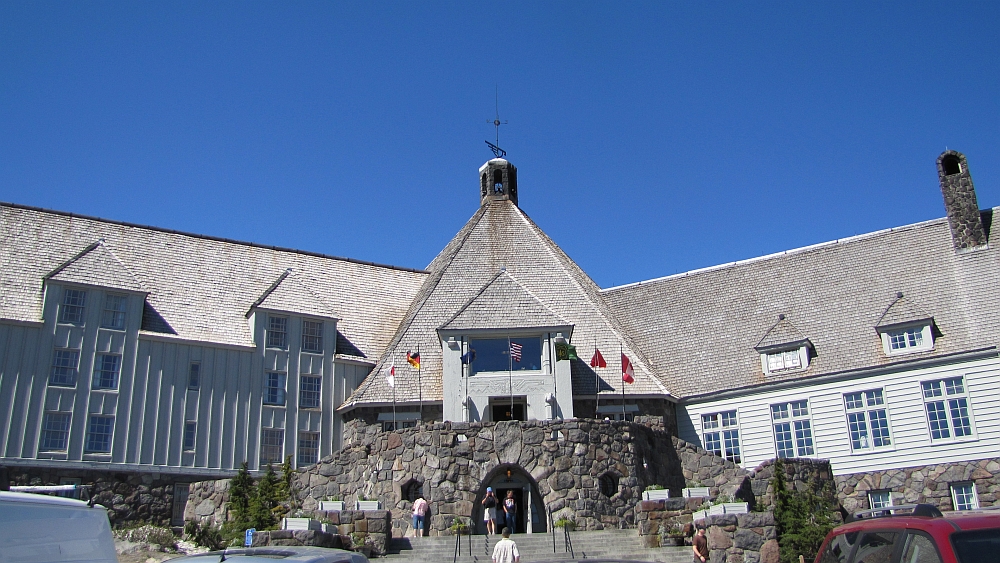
[952,529,1000,563]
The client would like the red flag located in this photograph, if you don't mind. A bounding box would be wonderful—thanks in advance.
[590,349,607,368]
[621,354,635,384]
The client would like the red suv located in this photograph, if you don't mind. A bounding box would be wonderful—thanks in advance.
[815,504,1000,563]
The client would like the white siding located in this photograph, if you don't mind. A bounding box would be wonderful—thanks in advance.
[679,354,1000,475]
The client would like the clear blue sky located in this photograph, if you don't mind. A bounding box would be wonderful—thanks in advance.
[2,2,998,288]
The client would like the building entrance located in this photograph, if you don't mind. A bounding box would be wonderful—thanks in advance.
[474,464,545,534]
[490,398,526,421]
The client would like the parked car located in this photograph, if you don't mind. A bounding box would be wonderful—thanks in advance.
[168,546,369,563]
[0,489,118,563]
[815,503,1000,563]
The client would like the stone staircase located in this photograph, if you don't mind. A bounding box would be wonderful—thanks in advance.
[383,529,691,562]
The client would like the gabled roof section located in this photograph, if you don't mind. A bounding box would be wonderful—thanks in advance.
[440,270,570,331]
[45,240,144,293]
[875,293,933,330]
[343,198,667,410]
[250,269,338,319]
[755,316,811,352]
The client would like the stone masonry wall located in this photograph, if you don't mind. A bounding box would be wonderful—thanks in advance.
[836,457,1000,514]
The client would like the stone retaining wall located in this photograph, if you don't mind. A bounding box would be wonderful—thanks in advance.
[702,513,778,563]
[250,509,393,556]
[836,457,1000,513]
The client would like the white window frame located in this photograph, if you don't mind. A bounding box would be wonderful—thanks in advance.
[301,319,323,353]
[867,490,892,510]
[101,293,127,330]
[950,482,979,511]
[264,371,287,406]
[50,349,80,387]
[298,431,320,466]
[844,388,894,453]
[39,412,72,452]
[85,415,114,453]
[761,346,808,375]
[921,376,976,442]
[260,428,284,467]
[59,288,87,324]
[702,410,741,463]
[880,323,933,356]
[266,315,288,349]
[92,354,121,390]
[771,400,815,458]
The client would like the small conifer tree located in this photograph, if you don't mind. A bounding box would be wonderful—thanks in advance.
[772,459,837,563]
[228,461,254,527]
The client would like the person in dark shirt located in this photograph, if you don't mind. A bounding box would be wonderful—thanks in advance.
[692,527,708,562]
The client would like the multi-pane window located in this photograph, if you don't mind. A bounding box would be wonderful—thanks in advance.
[267,316,288,349]
[766,349,802,373]
[183,421,196,451]
[951,482,979,511]
[771,400,814,458]
[868,490,892,510]
[264,372,287,405]
[101,294,127,329]
[889,327,923,350]
[39,412,71,451]
[702,410,741,463]
[188,362,200,389]
[260,428,284,466]
[922,377,974,440]
[50,349,80,386]
[298,431,319,465]
[844,389,892,451]
[382,421,417,432]
[302,320,323,353]
[300,375,321,409]
[92,354,120,389]
[60,288,86,324]
[85,415,114,453]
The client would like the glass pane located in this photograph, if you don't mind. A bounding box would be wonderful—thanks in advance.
[848,412,870,450]
[952,529,1000,563]
[774,422,793,458]
[818,532,859,563]
[845,392,863,410]
[469,337,542,374]
[771,404,789,420]
[869,409,891,447]
[945,377,965,395]
[926,402,950,439]
[950,398,972,437]
[794,420,814,455]
[855,531,899,563]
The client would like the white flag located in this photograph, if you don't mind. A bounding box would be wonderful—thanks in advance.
[386,365,395,388]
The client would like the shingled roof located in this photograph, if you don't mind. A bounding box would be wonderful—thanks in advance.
[440,270,570,331]
[603,212,1000,399]
[0,203,426,359]
[342,199,667,409]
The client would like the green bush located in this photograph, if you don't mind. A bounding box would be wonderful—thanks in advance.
[772,459,837,563]
[184,521,225,550]
[553,518,575,530]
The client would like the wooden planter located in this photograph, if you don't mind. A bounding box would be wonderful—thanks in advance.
[664,536,686,547]
[722,502,749,514]
[642,489,669,501]
[319,501,344,512]
[356,500,380,510]
[682,487,711,498]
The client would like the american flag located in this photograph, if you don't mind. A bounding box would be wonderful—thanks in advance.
[510,342,522,362]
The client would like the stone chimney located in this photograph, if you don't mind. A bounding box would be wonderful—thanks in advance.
[479,158,518,207]
[938,150,986,251]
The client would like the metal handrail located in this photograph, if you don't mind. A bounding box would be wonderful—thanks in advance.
[546,504,574,558]
[563,522,574,558]
[548,506,556,554]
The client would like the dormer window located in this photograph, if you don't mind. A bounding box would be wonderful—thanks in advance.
[879,323,934,356]
[766,349,803,372]
[755,315,811,375]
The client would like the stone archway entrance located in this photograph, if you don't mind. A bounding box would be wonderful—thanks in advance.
[473,464,546,534]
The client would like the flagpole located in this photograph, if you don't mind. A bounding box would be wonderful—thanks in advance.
[463,338,469,423]
[508,334,513,419]
[392,362,397,429]
[620,344,626,420]
[595,338,600,418]
[417,344,422,423]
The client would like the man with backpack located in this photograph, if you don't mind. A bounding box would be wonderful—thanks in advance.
[482,487,498,535]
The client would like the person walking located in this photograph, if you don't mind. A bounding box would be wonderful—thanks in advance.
[491,527,520,563]
[481,487,498,535]
[503,490,517,533]
[411,496,429,538]
[692,527,709,563]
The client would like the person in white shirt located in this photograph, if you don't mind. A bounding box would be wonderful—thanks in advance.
[492,527,520,563]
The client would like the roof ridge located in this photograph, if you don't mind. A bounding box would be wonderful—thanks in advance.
[602,215,953,293]
[2,201,427,275]
[439,269,571,330]
[43,240,101,280]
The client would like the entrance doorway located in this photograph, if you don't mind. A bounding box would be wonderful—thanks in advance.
[474,464,546,534]
[491,398,526,421]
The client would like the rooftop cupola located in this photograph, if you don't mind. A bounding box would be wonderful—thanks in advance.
[938,150,987,251]
[479,158,518,207]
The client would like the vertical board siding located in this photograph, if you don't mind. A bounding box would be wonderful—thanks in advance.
[682,355,1000,475]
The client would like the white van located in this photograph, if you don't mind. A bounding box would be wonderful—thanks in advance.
[0,489,118,563]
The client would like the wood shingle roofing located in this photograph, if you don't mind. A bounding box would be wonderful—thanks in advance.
[0,203,426,360]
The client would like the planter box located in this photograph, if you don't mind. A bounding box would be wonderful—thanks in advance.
[322,523,338,534]
[642,489,669,501]
[692,510,708,521]
[319,501,344,512]
[356,500,380,510]
[708,504,726,516]
[682,487,710,498]
[722,502,749,514]
[282,518,322,531]
[663,536,686,547]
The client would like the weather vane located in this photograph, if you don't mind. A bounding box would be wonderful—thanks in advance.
[486,86,507,159]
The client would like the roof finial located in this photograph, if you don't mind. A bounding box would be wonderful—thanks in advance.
[485,85,508,159]
[778,314,786,321]
[896,291,904,299]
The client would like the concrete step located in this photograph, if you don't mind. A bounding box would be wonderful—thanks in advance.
[383,530,690,563]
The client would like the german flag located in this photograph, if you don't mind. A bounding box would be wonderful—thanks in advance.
[406,351,421,369]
